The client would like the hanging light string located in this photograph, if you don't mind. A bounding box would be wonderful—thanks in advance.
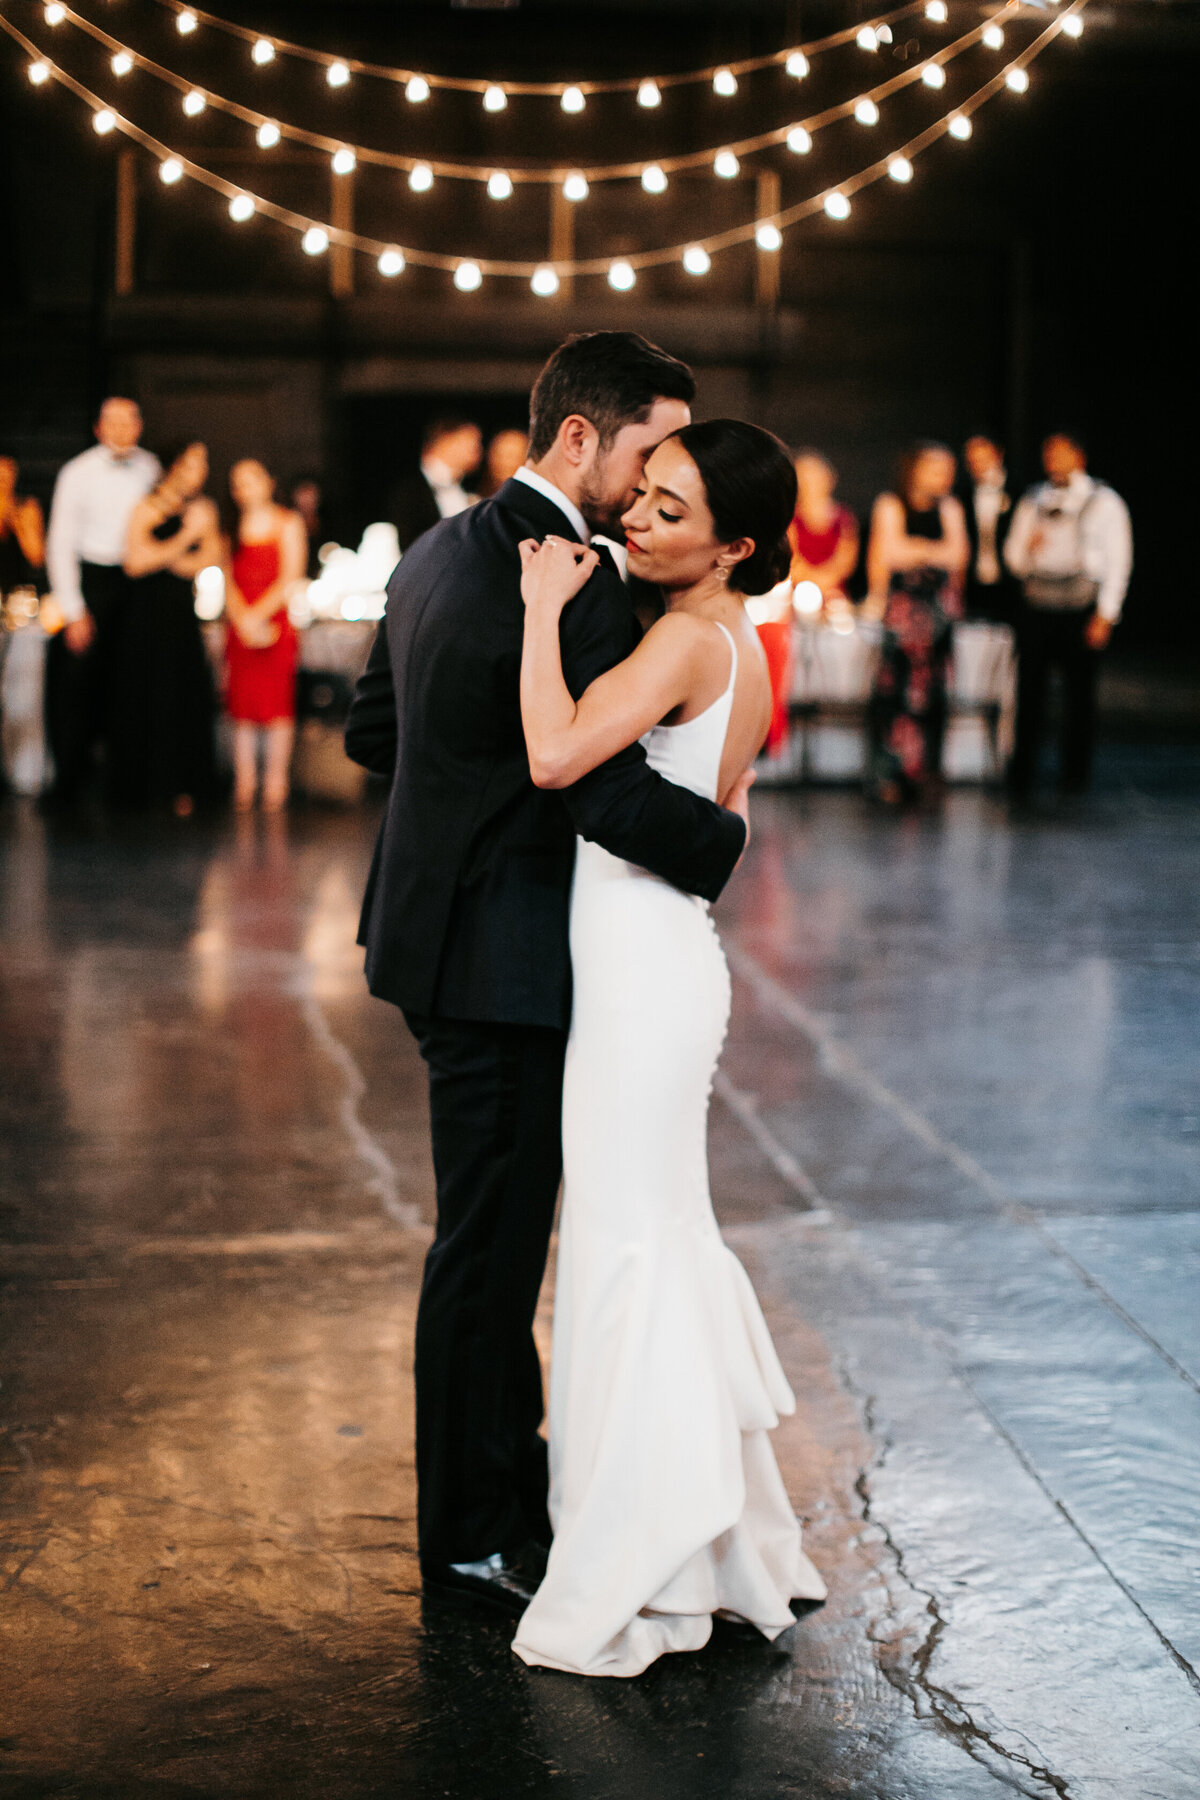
[19,0,1029,185]
[4,1,1085,282]
[140,0,931,100]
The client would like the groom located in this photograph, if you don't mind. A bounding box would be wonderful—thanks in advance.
[345,332,750,1615]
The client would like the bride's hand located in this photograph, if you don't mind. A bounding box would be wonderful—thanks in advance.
[519,536,599,613]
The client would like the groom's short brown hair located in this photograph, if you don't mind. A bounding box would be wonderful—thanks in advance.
[527,332,695,462]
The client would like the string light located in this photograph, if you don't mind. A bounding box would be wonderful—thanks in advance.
[922,62,947,88]
[637,80,661,108]
[92,107,115,133]
[176,10,197,34]
[787,126,813,154]
[755,221,782,251]
[43,2,65,22]
[182,88,206,115]
[562,171,589,202]
[406,76,430,103]
[483,85,507,112]
[856,27,879,52]
[1062,13,1083,35]
[28,58,50,83]
[877,25,893,44]
[409,162,434,191]
[159,155,183,182]
[948,111,972,138]
[1006,66,1029,91]
[824,191,851,219]
[531,265,559,296]
[786,52,809,79]
[925,0,948,19]
[713,68,738,97]
[228,193,254,220]
[608,260,636,290]
[454,259,482,291]
[642,164,668,193]
[326,62,350,88]
[487,171,512,199]
[854,98,880,125]
[378,246,405,276]
[257,120,280,148]
[252,39,275,66]
[111,51,132,77]
[982,25,1005,50]
[302,225,329,255]
[683,245,711,275]
[714,150,740,179]
[332,146,356,174]
[888,154,913,181]
[561,86,585,113]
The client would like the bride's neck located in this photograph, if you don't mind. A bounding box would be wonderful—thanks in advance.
[663,571,730,616]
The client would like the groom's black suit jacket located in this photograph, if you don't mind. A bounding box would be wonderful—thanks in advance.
[344,476,746,1031]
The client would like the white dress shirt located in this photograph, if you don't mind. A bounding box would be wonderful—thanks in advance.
[420,455,474,520]
[512,465,591,544]
[971,471,1009,586]
[46,443,161,621]
[1005,470,1133,624]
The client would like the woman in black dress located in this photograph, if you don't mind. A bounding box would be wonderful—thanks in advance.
[115,441,222,811]
[865,441,969,803]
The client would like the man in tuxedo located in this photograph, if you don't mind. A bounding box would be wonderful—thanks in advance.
[389,415,484,552]
[959,433,1016,622]
[345,332,749,1615]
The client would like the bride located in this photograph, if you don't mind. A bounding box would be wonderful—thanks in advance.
[511,419,826,1679]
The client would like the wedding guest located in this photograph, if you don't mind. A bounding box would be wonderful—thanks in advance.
[224,459,307,812]
[788,451,859,603]
[390,417,483,551]
[0,456,45,594]
[960,434,1016,621]
[116,441,221,813]
[287,473,331,578]
[1004,431,1132,797]
[43,398,160,804]
[481,428,529,497]
[865,441,968,804]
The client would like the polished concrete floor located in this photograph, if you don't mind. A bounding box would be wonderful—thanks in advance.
[2,751,1198,1799]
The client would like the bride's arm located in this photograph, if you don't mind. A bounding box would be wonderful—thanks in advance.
[520,538,706,789]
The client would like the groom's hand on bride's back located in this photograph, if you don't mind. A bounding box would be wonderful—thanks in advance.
[724,769,755,863]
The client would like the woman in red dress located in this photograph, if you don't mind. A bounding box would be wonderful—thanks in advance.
[224,459,307,811]
[789,451,859,605]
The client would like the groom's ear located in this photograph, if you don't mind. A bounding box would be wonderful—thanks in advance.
[557,414,600,468]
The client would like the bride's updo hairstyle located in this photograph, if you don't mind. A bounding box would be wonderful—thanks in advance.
[669,419,797,594]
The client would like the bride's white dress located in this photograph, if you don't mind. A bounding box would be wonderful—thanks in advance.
[513,621,826,1679]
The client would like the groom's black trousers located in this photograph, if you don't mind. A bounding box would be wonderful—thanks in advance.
[403,1011,567,1568]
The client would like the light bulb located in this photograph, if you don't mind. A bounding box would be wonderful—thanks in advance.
[608,261,636,291]
[159,156,183,184]
[755,222,783,252]
[257,120,280,149]
[786,52,809,79]
[888,155,913,183]
[303,227,329,256]
[28,60,51,85]
[793,580,822,616]
[642,164,668,193]
[1006,66,1029,92]
[483,85,507,112]
[327,62,350,88]
[454,261,483,292]
[948,112,972,139]
[563,171,589,202]
[175,9,197,33]
[683,245,711,275]
[921,62,946,88]
[713,68,738,97]
[332,147,356,175]
[824,191,851,220]
[182,88,206,116]
[925,0,948,20]
[531,266,560,297]
[787,125,812,154]
[714,150,740,179]
[378,247,405,277]
[487,170,513,200]
[854,98,879,126]
[92,109,116,135]
[409,163,434,192]
[561,86,585,113]
[856,27,879,52]
[982,25,1004,49]
[43,3,65,23]
[229,194,255,221]
[877,25,893,44]
[1062,12,1083,36]
[252,39,275,65]
[406,76,430,103]
[111,52,133,77]
[637,80,661,108]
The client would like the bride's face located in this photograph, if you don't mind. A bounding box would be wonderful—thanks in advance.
[621,439,751,590]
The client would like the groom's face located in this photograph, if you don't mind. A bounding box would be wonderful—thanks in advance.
[579,397,691,535]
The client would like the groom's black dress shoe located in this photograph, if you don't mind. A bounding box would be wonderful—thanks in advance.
[421,1540,548,1617]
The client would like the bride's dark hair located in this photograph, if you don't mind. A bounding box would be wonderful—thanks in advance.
[668,419,797,595]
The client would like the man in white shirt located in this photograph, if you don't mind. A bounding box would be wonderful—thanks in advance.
[390,417,483,552]
[1004,431,1133,796]
[44,397,160,802]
